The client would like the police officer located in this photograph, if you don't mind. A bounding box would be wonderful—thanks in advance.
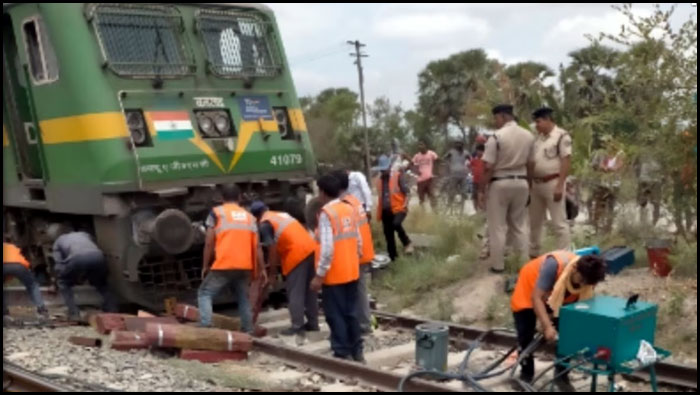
[528,107,572,258]
[482,104,534,273]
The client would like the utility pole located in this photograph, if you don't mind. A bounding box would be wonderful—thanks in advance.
[347,39,371,179]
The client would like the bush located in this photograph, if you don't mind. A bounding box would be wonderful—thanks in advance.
[669,240,698,278]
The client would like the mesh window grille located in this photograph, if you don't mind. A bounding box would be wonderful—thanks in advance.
[88,4,194,77]
[197,10,282,78]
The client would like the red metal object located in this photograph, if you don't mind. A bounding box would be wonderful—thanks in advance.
[647,246,671,277]
[595,346,612,362]
[248,270,270,326]
[110,331,150,351]
[179,349,248,363]
[93,313,132,334]
[68,336,102,348]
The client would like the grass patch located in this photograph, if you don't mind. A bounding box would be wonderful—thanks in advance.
[371,214,482,312]
[485,294,513,328]
[422,292,456,322]
[372,253,474,311]
[668,239,698,278]
[656,289,697,359]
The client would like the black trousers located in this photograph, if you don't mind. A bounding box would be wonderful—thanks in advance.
[284,254,319,331]
[56,251,116,316]
[513,308,567,382]
[322,280,363,358]
[382,209,411,261]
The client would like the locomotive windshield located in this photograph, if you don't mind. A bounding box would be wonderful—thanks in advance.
[88,4,194,77]
[197,10,282,78]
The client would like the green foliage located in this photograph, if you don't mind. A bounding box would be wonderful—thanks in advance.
[304,4,696,232]
[668,239,698,278]
[372,215,481,311]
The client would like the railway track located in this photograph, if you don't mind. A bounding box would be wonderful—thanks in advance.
[4,294,697,392]
[372,311,699,391]
[253,309,698,392]
[3,360,72,392]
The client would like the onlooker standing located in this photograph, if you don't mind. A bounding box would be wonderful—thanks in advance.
[635,150,663,226]
[412,140,439,210]
[470,144,486,212]
[376,155,413,261]
[589,136,625,233]
[444,140,471,211]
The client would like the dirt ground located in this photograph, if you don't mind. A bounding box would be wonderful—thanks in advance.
[387,264,698,366]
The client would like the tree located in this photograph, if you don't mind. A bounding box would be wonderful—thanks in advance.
[417,49,503,144]
[593,3,697,236]
[504,62,557,118]
[302,88,361,167]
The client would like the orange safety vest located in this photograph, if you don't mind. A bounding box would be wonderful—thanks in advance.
[342,193,375,264]
[3,242,30,269]
[212,203,258,273]
[317,200,360,286]
[376,172,407,220]
[261,211,316,276]
[511,250,579,313]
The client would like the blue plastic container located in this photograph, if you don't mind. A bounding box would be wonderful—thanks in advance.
[575,246,600,256]
[602,247,635,275]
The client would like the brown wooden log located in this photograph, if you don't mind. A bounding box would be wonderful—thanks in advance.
[179,349,247,363]
[174,304,240,331]
[110,330,150,351]
[124,316,179,332]
[145,323,252,352]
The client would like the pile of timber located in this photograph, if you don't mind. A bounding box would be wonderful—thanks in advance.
[77,304,253,363]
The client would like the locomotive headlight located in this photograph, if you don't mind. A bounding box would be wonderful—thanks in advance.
[194,109,235,138]
[125,110,148,146]
[214,114,230,134]
[198,115,215,136]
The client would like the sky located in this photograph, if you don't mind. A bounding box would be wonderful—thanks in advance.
[266,3,696,110]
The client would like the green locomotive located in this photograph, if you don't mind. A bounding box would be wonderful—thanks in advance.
[3,3,316,310]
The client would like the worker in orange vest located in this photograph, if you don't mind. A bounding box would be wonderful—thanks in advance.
[250,201,319,336]
[310,174,364,362]
[199,184,266,333]
[3,241,48,321]
[333,170,376,335]
[376,155,413,261]
[510,252,606,390]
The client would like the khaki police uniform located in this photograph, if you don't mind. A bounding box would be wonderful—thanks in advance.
[529,125,572,257]
[483,121,534,271]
